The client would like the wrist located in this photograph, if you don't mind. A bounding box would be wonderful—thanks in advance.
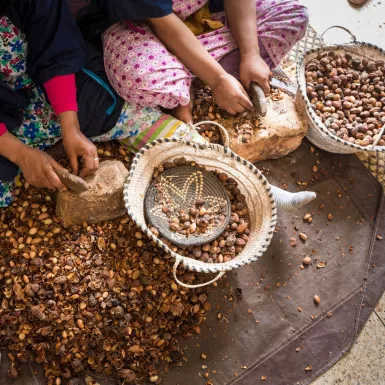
[240,49,261,63]
[0,132,29,166]
[59,111,81,137]
[207,71,229,89]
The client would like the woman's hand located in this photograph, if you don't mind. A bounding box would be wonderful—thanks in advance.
[62,129,99,178]
[0,131,65,190]
[211,73,254,115]
[17,146,66,190]
[60,111,99,178]
[240,54,271,95]
[224,0,270,94]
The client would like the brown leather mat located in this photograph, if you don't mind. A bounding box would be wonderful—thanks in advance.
[1,140,384,385]
[159,140,384,385]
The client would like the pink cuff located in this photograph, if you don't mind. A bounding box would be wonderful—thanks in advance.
[0,123,7,137]
[44,74,78,116]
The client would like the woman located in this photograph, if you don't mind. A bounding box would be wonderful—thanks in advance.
[0,0,195,207]
[100,0,309,123]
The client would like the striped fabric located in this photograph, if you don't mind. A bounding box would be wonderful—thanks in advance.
[119,114,207,153]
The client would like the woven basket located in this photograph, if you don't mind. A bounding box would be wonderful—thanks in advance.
[194,121,230,147]
[124,139,277,288]
[296,29,385,154]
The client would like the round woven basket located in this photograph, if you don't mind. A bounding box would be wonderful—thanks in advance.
[296,40,385,154]
[124,139,277,288]
[194,121,230,147]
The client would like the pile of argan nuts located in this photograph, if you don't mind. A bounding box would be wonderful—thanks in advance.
[193,86,269,145]
[0,142,212,385]
[193,87,225,145]
[166,198,226,237]
[305,51,385,146]
[150,158,250,264]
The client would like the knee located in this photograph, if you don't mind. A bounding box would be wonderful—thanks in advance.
[295,4,310,38]
[298,5,309,28]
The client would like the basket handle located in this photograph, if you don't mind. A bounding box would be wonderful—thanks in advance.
[321,26,357,44]
[371,125,385,147]
[194,121,230,147]
[173,258,225,289]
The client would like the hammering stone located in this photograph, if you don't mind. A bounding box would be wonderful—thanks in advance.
[249,83,267,117]
[56,160,129,226]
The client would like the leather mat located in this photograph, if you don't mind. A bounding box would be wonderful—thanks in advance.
[2,140,384,385]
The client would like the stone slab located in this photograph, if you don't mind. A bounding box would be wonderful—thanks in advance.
[56,160,129,226]
[222,93,308,163]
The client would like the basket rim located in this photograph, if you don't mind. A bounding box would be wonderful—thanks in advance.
[296,41,385,153]
[123,138,278,274]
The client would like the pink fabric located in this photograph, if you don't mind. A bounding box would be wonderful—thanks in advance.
[219,41,275,82]
[0,123,7,137]
[44,74,78,115]
[103,0,309,109]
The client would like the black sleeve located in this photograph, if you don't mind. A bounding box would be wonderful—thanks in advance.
[0,82,28,182]
[98,0,173,21]
[15,0,86,85]
[0,82,27,131]
[209,0,224,13]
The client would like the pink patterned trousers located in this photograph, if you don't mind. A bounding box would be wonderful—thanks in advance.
[103,0,309,109]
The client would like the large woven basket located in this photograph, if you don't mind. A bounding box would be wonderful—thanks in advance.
[124,139,277,288]
[296,36,385,154]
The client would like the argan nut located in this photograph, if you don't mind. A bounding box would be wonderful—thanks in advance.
[303,256,312,265]
[189,223,197,233]
[76,319,84,329]
[236,223,248,234]
[169,223,180,232]
[314,295,321,304]
[299,233,308,241]
[29,227,38,235]
[218,173,228,182]
[195,199,205,207]
[171,282,178,291]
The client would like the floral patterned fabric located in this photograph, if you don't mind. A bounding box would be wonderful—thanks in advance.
[103,0,309,109]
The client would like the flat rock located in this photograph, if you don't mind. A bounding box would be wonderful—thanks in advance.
[56,160,129,226]
[222,93,308,163]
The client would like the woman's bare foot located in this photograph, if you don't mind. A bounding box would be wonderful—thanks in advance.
[171,103,193,124]
[167,78,204,123]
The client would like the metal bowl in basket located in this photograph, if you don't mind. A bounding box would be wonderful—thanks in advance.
[144,165,231,247]
[296,27,385,154]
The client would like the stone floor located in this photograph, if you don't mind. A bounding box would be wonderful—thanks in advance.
[310,293,385,385]
[300,0,385,383]
[299,0,385,49]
